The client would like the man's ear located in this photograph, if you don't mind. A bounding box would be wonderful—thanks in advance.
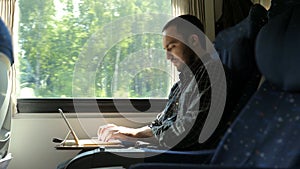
[188,34,199,46]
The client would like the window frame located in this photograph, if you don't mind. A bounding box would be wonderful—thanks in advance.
[17,98,168,113]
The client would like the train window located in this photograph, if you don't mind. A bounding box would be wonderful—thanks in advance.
[16,0,172,112]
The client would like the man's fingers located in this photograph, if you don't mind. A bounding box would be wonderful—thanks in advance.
[98,125,119,142]
[97,124,135,142]
[97,124,116,140]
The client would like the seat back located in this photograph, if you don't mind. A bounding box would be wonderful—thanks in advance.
[215,0,253,35]
[0,52,11,159]
[0,18,13,168]
[210,4,300,168]
[211,4,267,146]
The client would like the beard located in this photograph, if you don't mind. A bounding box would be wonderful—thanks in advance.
[182,44,198,67]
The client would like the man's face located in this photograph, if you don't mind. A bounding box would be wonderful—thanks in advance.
[163,26,194,72]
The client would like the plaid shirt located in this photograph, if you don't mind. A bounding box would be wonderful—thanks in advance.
[150,58,212,150]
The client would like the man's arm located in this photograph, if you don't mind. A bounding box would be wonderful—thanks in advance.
[97,124,153,142]
[97,83,180,143]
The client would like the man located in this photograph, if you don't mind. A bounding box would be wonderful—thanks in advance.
[98,15,215,150]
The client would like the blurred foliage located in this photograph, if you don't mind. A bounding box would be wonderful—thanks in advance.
[18,0,172,98]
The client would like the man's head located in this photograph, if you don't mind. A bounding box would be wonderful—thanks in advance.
[162,15,205,72]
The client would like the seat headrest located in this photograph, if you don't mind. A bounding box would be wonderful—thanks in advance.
[214,4,267,73]
[0,19,13,65]
[268,0,300,19]
[255,5,300,91]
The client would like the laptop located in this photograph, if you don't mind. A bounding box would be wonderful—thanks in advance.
[57,108,124,148]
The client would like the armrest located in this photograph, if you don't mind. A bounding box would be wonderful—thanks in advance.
[65,148,145,169]
[129,163,298,169]
[129,163,220,169]
[65,148,215,169]
[143,148,215,164]
[0,129,10,142]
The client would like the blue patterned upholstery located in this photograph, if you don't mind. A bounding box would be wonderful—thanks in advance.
[211,82,300,168]
[210,3,300,169]
[213,4,267,140]
[0,19,13,65]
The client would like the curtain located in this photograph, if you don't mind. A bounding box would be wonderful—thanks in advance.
[171,0,205,28]
[171,0,271,39]
[0,0,16,34]
[171,0,216,40]
[171,0,270,23]
[252,0,271,9]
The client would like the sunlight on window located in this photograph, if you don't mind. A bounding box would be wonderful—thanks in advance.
[17,0,172,98]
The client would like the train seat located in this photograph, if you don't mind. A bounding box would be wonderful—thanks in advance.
[212,3,268,143]
[0,18,14,169]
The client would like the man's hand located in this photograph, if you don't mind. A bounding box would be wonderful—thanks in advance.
[97,124,154,142]
[97,124,137,142]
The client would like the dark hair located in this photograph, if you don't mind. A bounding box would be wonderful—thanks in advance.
[162,14,204,38]
[162,14,206,48]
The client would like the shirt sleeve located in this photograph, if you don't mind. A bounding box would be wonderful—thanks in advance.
[149,82,180,129]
